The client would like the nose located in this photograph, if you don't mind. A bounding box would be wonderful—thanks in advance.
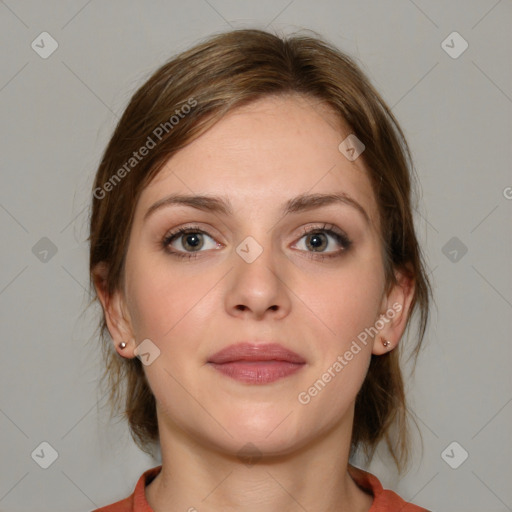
[224,240,291,321]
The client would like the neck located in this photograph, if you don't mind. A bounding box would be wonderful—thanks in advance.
[145,414,373,512]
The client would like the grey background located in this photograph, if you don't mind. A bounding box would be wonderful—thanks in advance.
[1,1,511,511]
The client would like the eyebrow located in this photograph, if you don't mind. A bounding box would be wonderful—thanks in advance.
[143,192,370,225]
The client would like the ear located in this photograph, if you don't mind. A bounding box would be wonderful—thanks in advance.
[92,262,136,359]
[372,265,415,356]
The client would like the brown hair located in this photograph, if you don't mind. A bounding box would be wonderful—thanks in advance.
[88,28,432,474]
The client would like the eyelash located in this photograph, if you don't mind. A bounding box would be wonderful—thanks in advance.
[161,223,352,261]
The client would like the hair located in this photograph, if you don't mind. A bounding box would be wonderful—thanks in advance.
[88,28,432,474]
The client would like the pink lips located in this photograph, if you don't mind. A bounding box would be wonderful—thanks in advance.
[207,342,306,384]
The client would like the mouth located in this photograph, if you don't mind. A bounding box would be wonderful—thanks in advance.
[207,342,306,384]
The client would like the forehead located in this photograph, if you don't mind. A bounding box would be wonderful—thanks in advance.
[138,94,379,227]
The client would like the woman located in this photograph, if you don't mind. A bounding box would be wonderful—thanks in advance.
[90,28,432,512]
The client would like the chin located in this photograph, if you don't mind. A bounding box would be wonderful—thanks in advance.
[213,431,303,461]
[205,409,308,457]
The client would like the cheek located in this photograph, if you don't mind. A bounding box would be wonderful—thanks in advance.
[312,251,385,348]
[125,252,218,345]
[124,254,186,340]
[296,261,383,420]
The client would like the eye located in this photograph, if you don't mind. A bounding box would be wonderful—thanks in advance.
[161,223,352,261]
[293,223,352,260]
[162,225,220,259]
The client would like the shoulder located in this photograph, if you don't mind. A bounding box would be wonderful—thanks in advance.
[91,495,133,512]
[348,464,431,512]
[91,465,162,512]
[376,488,431,511]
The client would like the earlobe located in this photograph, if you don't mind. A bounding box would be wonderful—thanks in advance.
[371,336,393,356]
[372,267,415,356]
[92,262,135,358]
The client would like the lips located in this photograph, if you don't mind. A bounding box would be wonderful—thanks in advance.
[208,342,306,364]
[207,342,306,384]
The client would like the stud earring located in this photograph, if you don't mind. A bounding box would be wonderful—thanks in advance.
[382,338,391,348]
[119,341,127,349]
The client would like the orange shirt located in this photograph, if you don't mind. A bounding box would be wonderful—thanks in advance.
[92,464,430,511]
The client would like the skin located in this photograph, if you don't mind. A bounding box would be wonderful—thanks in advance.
[94,93,414,512]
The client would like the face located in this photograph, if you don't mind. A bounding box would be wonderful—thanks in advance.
[107,94,407,457]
